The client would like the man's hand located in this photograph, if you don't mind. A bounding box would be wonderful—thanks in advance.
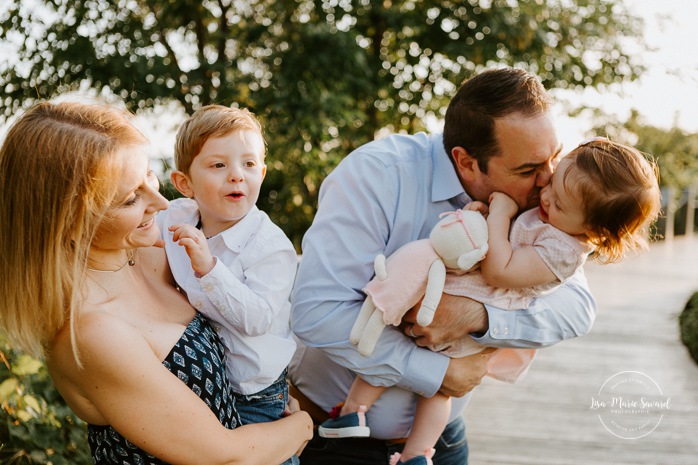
[402,293,488,347]
[439,348,496,397]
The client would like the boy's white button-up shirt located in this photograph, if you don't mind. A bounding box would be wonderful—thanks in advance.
[158,198,297,395]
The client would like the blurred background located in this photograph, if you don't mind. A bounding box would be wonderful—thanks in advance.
[2,0,697,251]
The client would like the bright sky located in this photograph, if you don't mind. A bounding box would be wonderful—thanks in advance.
[553,0,698,152]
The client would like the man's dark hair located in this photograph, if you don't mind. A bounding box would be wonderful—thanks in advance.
[443,68,552,173]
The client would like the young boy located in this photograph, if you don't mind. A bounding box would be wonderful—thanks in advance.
[157,105,299,465]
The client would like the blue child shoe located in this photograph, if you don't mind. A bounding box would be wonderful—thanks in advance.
[318,403,370,438]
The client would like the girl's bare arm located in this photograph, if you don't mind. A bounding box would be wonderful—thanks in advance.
[480,193,556,289]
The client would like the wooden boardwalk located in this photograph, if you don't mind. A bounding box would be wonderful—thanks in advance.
[463,237,698,465]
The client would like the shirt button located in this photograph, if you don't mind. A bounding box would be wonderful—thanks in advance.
[503,327,510,335]
[214,324,222,333]
[492,328,499,335]
[204,283,214,292]
[193,301,202,309]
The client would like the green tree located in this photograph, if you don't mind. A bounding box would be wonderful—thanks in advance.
[1,334,91,464]
[1,0,646,248]
[589,109,698,238]
[590,110,698,192]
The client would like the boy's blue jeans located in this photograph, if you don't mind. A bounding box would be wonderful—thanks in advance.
[234,369,298,465]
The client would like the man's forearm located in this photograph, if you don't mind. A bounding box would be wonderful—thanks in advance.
[292,295,450,398]
[473,269,596,348]
[404,293,489,345]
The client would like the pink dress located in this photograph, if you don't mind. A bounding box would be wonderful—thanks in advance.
[362,208,594,383]
[441,208,594,382]
[444,208,594,308]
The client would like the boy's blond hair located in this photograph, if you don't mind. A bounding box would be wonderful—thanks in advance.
[174,105,264,174]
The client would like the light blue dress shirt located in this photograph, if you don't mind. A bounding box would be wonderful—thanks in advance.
[290,132,596,439]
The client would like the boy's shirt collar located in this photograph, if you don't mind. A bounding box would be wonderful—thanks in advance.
[167,198,260,253]
[213,205,261,253]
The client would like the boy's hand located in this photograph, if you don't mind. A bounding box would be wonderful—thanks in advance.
[169,224,216,276]
[488,192,518,219]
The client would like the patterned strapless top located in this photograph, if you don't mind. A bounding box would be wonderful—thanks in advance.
[87,312,238,464]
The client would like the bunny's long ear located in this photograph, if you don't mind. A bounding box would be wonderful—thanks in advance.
[356,310,387,357]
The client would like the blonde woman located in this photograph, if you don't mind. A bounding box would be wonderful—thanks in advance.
[0,101,312,465]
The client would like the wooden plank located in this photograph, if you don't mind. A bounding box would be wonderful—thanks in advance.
[462,237,698,464]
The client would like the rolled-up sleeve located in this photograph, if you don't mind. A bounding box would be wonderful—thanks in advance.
[473,268,596,348]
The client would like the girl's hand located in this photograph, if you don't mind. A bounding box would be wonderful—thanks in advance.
[169,224,216,276]
[488,192,518,219]
[464,200,489,217]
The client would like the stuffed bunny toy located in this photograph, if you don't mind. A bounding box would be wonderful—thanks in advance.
[349,208,489,356]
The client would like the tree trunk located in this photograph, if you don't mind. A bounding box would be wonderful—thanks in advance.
[665,186,676,242]
[686,185,696,237]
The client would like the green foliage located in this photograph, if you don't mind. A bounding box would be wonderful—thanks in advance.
[680,292,698,365]
[0,0,646,249]
[0,335,91,465]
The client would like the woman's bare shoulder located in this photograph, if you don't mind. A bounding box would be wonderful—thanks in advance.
[47,310,153,422]
[51,310,146,372]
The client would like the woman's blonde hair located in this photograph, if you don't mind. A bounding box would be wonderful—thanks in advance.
[0,101,147,359]
[564,138,662,263]
[174,104,264,175]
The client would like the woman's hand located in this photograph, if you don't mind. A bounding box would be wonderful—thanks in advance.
[283,395,301,416]
[284,396,312,456]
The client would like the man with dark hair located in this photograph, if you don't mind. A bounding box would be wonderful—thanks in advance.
[290,67,595,464]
